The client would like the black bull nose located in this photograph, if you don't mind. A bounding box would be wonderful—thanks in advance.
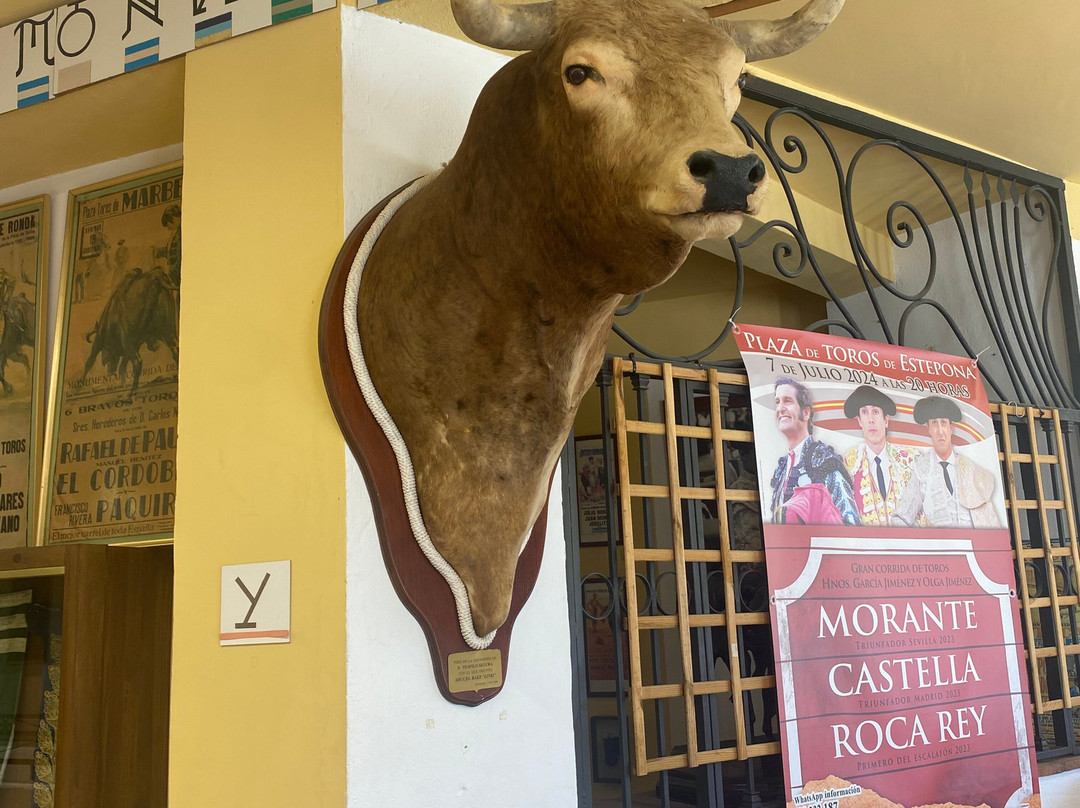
[686,151,766,213]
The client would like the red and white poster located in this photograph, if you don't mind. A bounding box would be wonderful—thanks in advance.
[735,324,1039,808]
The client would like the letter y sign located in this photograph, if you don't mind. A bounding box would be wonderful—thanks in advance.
[220,561,291,646]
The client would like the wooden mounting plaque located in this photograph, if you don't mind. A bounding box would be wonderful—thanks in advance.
[318,186,549,706]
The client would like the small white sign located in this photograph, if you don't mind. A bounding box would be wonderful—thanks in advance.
[220,560,291,646]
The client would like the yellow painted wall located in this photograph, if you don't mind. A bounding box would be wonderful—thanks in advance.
[170,11,346,807]
[1066,181,1080,240]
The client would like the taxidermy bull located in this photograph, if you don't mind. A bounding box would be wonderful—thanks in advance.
[353,0,846,645]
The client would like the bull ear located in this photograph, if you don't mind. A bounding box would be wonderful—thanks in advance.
[714,0,845,63]
[450,0,555,51]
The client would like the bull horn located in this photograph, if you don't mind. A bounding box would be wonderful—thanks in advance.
[715,0,846,63]
[450,0,555,51]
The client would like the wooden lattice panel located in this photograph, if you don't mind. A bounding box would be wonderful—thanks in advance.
[994,404,1080,714]
[612,358,778,776]
[611,365,1080,775]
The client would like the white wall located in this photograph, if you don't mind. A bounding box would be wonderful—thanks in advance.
[0,144,184,383]
[341,10,577,807]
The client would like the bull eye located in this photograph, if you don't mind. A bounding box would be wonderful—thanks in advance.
[565,65,589,86]
[737,72,748,90]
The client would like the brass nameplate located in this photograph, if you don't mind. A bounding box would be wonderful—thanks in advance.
[447,649,503,693]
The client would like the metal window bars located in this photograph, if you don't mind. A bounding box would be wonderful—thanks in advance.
[995,405,1080,746]
[611,358,778,777]
[573,77,1080,803]
[602,362,1080,783]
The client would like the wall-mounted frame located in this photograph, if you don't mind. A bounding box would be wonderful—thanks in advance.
[319,190,549,704]
[0,195,50,548]
[582,577,629,697]
[574,436,609,546]
[590,715,623,784]
[40,164,181,545]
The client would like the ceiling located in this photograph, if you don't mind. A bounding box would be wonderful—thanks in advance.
[370,0,1080,188]
[726,0,1080,184]
[2,0,1079,189]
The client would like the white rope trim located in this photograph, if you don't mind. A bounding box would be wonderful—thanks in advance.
[343,172,497,651]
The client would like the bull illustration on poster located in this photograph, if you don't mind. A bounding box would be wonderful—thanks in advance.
[0,196,49,549]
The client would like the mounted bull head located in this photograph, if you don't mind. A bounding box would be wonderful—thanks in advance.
[354,0,845,645]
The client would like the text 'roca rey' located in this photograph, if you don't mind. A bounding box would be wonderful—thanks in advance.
[816,598,992,760]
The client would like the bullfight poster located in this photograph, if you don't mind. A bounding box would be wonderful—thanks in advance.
[42,164,181,544]
[0,196,48,548]
[734,324,1038,808]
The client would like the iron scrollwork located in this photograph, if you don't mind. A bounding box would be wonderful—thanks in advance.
[611,91,1079,410]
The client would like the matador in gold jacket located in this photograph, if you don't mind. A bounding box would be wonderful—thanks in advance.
[842,385,917,526]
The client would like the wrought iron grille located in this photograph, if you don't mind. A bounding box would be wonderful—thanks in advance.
[612,360,773,776]
[610,78,1080,413]
[995,404,1080,752]
[569,78,1080,808]
[578,371,1080,808]
[576,359,780,807]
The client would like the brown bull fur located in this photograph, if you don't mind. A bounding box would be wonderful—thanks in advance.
[357,0,843,637]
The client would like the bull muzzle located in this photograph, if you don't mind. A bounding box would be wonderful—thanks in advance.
[687,150,766,214]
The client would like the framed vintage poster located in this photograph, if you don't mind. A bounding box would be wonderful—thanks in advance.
[40,164,182,545]
[0,196,49,548]
[590,715,623,783]
[582,577,629,697]
[574,436,609,546]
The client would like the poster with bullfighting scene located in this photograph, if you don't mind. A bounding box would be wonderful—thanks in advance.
[734,324,1038,808]
[42,164,181,544]
[0,196,49,547]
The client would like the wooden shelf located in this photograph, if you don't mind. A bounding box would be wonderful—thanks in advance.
[0,544,171,808]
